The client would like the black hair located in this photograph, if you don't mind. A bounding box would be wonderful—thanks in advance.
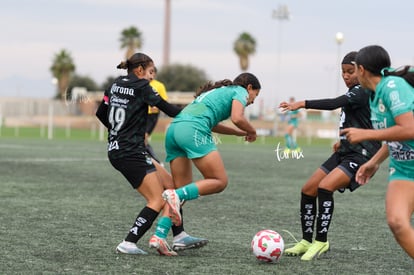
[194,79,233,98]
[233,72,261,90]
[355,45,391,76]
[194,72,261,98]
[116,53,153,73]
[342,51,357,65]
[383,66,414,88]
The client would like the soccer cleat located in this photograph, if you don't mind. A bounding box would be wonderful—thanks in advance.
[162,189,182,226]
[284,239,312,256]
[294,147,302,153]
[300,240,330,261]
[149,235,178,256]
[116,240,148,255]
[172,235,209,251]
[283,148,291,155]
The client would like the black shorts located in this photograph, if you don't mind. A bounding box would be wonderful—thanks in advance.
[109,154,156,189]
[320,151,370,192]
[146,113,160,135]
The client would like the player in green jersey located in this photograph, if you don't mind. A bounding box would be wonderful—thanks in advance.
[342,45,414,259]
[283,96,301,153]
[158,73,260,245]
[279,51,382,260]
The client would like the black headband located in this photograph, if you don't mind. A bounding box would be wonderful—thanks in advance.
[342,51,357,65]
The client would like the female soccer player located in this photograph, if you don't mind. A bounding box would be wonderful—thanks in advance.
[341,45,414,259]
[278,51,382,260]
[283,96,301,153]
[96,52,199,256]
[158,73,260,241]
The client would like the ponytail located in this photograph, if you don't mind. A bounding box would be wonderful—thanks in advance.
[383,66,414,88]
[194,79,233,98]
[116,53,153,73]
[194,72,261,98]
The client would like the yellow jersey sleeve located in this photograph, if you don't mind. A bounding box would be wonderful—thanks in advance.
[149,80,168,114]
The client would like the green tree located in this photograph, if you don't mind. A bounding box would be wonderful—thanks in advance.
[67,74,99,96]
[50,49,76,100]
[120,26,143,59]
[157,64,209,92]
[233,32,256,71]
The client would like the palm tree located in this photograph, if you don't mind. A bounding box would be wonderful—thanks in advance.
[50,49,76,100]
[120,26,143,59]
[233,32,257,71]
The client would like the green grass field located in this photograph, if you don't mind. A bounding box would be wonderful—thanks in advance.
[0,129,413,274]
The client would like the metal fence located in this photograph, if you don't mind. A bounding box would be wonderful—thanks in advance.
[0,97,79,117]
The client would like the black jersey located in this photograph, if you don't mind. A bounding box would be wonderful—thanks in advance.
[105,73,162,159]
[306,85,381,158]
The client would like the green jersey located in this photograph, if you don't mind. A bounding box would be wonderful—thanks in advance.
[172,85,248,129]
[371,75,414,179]
[288,110,299,127]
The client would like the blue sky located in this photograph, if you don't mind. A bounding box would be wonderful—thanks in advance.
[1,0,414,112]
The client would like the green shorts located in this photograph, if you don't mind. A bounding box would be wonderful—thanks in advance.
[165,121,217,162]
[288,120,298,128]
[388,161,414,182]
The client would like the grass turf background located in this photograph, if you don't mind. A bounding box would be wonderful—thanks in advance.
[0,131,412,274]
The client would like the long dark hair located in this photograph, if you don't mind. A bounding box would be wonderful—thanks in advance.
[195,72,261,98]
[116,53,153,73]
[355,45,391,76]
[383,66,414,88]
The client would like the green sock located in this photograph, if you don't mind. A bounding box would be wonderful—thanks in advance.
[284,134,292,149]
[176,182,199,201]
[154,216,172,239]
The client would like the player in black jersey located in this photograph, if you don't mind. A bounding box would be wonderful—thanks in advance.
[96,52,205,256]
[278,51,382,260]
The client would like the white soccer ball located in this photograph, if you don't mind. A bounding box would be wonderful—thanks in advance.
[251,229,284,263]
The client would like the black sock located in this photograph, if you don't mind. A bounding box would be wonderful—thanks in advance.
[315,188,334,242]
[172,208,184,237]
[125,206,159,243]
[300,192,317,243]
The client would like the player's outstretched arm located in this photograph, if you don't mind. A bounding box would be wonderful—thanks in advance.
[212,123,246,136]
[278,100,305,112]
[156,99,182,117]
[96,99,109,128]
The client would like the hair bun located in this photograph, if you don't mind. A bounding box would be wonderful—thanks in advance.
[116,61,128,69]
